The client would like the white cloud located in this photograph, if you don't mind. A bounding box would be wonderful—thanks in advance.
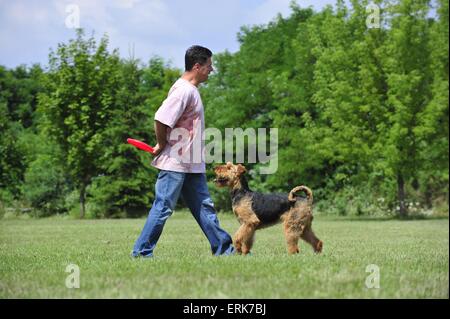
[0,0,336,69]
[10,2,49,24]
[113,0,141,9]
[245,0,293,26]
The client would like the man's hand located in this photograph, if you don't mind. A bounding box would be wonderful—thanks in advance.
[152,143,164,156]
[153,120,168,156]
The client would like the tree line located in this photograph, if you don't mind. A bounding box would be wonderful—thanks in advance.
[0,0,448,218]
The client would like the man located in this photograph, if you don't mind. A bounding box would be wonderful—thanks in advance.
[132,46,234,258]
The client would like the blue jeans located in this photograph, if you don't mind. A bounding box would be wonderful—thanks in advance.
[132,170,234,257]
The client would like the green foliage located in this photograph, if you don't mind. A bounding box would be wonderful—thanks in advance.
[415,0,449,206]
[207,181,232,213]
[34,31,181,218]
[19,129,70,216]
[203,0,448,217]
[315,184,396,217]
[0,0,448,218]
[37,30,124,217]
[85,57,180,218]
[0,31,184,218]
[0,64,45,200]
[21,153,67,216]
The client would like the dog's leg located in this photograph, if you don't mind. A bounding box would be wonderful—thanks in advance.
[233,223,256,255]
[300,226,323,253]
[234,223,257,255]
[242,227,256,255]
[241,214,259,255]
[283,220,301,255]
[233,224,246,254]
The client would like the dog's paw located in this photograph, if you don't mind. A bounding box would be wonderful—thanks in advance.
[315,241,323,253]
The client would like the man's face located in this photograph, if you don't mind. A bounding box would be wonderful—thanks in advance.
[196,57,214,83]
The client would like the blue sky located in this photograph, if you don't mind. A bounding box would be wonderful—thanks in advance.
[0,0,337,69]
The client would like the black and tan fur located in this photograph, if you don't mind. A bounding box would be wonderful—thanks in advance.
[214,162,323,255]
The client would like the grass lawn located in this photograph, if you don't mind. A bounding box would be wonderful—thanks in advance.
[0,212,448,298]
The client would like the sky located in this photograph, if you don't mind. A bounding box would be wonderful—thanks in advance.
[0,0,337,70]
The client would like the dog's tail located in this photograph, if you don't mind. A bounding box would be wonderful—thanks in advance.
[288,186,313,205]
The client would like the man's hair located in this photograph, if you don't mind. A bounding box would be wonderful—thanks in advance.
[185,45,212,71]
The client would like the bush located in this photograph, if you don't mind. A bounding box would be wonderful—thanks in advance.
[315,185,396,217]
[207,181,232,213]
[21,154,68,216]
[432,195,449,216]
[0,188,15,205]
[86,175,151,218]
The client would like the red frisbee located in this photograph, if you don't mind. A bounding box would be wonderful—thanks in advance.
[127,138,155,154]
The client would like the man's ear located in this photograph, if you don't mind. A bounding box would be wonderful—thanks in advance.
[236,164,246,175]
[193,62,202,71]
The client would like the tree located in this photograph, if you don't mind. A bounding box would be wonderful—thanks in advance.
[381,0,433,217]
[38,30,122,218]
[0,64,45,201]
[88,57,180,217]
[203,4,316,190]
[415,0,449,207]
[203,0,447,217]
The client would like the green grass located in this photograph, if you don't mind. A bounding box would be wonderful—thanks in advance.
[0,212,448,298]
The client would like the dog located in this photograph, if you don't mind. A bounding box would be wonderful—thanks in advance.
[214,162,323,255]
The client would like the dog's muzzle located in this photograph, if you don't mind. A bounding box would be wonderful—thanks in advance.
[214,177,228,184]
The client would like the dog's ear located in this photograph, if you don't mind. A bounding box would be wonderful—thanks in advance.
[236,164,247,175]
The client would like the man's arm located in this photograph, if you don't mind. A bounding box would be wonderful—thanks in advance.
[153,120,169,156]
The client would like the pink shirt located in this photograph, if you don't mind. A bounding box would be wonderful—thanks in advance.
[151,78,205,173]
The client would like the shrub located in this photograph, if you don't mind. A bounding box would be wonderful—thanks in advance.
[207,181,232,213]
[21,154,68,216]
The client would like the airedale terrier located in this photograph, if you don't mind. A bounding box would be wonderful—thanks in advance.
[214,162,323,255]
